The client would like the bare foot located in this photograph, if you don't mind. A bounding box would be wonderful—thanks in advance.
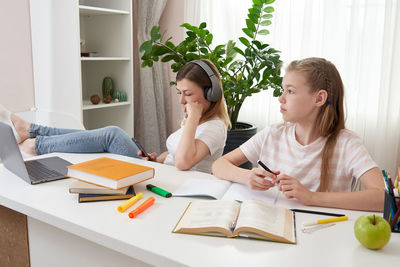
[18,138,37,156]
[10,114,30,143]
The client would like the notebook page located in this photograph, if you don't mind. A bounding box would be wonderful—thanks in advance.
[173,178,232,199]
[221,183,280,204]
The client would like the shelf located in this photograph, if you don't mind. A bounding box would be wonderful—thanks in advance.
[82,100,131,110]
[81,57,130,61]
[79,5,129,16]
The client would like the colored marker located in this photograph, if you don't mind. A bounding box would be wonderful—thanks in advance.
[303,215,348,227]
[117,192,143,212]
[128,197,155,218]
[146,184,172,198]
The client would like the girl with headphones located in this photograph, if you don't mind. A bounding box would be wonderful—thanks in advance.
[7,60,230,173]
[140,60,231,173]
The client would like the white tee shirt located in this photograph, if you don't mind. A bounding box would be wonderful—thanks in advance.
[240,123,378,192]
[164,119,227,173]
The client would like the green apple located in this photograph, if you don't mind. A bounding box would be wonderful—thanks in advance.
[354,214,391,250]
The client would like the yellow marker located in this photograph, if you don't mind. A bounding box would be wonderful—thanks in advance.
[117,192,143,212]
[303,216,348,227]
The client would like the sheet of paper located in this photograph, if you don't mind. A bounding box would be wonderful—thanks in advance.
[173,178,232,199]
[221,183,280,204]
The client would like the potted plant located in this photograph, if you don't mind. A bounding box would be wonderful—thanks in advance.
[139,0,283,167]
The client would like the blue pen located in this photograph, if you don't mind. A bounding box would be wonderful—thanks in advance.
[230,220,236,232]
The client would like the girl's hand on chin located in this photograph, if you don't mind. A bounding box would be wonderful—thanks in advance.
[185,102,203,120]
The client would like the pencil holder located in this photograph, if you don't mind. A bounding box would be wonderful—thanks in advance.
[383,191,400,233]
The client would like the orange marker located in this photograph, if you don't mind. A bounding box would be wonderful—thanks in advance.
[128,197,155,218]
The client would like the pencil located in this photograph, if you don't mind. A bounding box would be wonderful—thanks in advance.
[303,216,348,227]
[290,208,345,217]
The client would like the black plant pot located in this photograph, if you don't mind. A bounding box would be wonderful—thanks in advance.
[223,122,257,169]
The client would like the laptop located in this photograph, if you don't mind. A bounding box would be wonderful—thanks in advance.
[0,122,72,184]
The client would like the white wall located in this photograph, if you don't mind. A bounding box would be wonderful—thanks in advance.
[0,0,35,113]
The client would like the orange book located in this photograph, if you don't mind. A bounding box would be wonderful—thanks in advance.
[67,157,154,189]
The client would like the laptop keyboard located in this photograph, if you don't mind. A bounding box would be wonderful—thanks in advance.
[25,160,63,181]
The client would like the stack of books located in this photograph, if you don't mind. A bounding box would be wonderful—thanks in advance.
[69,180,136,203]
[66,157,155,203]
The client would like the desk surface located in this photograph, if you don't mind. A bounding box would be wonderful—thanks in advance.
[0,153,399,266]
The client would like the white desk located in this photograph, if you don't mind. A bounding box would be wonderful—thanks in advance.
[0,153,399,267]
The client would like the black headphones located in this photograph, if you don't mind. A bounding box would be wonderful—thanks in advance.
[189,60,222,102]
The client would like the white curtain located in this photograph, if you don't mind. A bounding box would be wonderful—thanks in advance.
[185,0,400,175]
[134,0,172,154]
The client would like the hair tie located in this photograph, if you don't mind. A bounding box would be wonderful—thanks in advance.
[327,100,332,105]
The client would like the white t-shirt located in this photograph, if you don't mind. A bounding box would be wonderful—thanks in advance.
[164,119,227,173]
[240,123,378,192]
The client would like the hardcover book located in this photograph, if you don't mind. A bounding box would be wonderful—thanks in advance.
[69,180,130,195]
[67,157,154,189]
[173,199,296,244]
[78,186,135,203]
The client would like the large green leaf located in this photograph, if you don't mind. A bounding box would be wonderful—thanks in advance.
[248,14,259,24]
[246,19,257,32]
[263,0,275,4]
[261,20,272,26]
[161,55,177,62]
[205,34,213,45]
[139,40,152,53]
[150,26,161,41]
[200,48,208,54]
[239,37,251,47]
[263,6,275,13]
[258,29,270,35]
[226,40,237,58]
[242,28,254,38]
[152,45,170,56]
[262,14,273,19]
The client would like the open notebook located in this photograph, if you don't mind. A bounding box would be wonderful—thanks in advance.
[173,178,280,205]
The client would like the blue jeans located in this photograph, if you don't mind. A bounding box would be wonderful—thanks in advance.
[31,124,140,158]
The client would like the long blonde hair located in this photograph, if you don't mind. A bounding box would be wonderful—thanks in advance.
[287,58,345,191]
[176,59,231,129]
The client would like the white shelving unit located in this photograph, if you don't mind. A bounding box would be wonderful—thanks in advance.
[29,0,134,136]
[79,0,134,135]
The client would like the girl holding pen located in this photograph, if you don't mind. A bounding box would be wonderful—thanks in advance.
[212,57,385,212]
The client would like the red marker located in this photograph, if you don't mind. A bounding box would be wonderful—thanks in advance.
[128,197,155,218]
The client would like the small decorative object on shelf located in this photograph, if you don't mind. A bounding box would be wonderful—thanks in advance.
[81,52,99,57]
[113,90,127,102]
[120,91,127,102]
[102,76,114,99]
[102,95,112,104]
[90,94,100,104]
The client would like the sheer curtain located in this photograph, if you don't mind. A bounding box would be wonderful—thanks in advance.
[134,0,172,154]
[185,0,400,174]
